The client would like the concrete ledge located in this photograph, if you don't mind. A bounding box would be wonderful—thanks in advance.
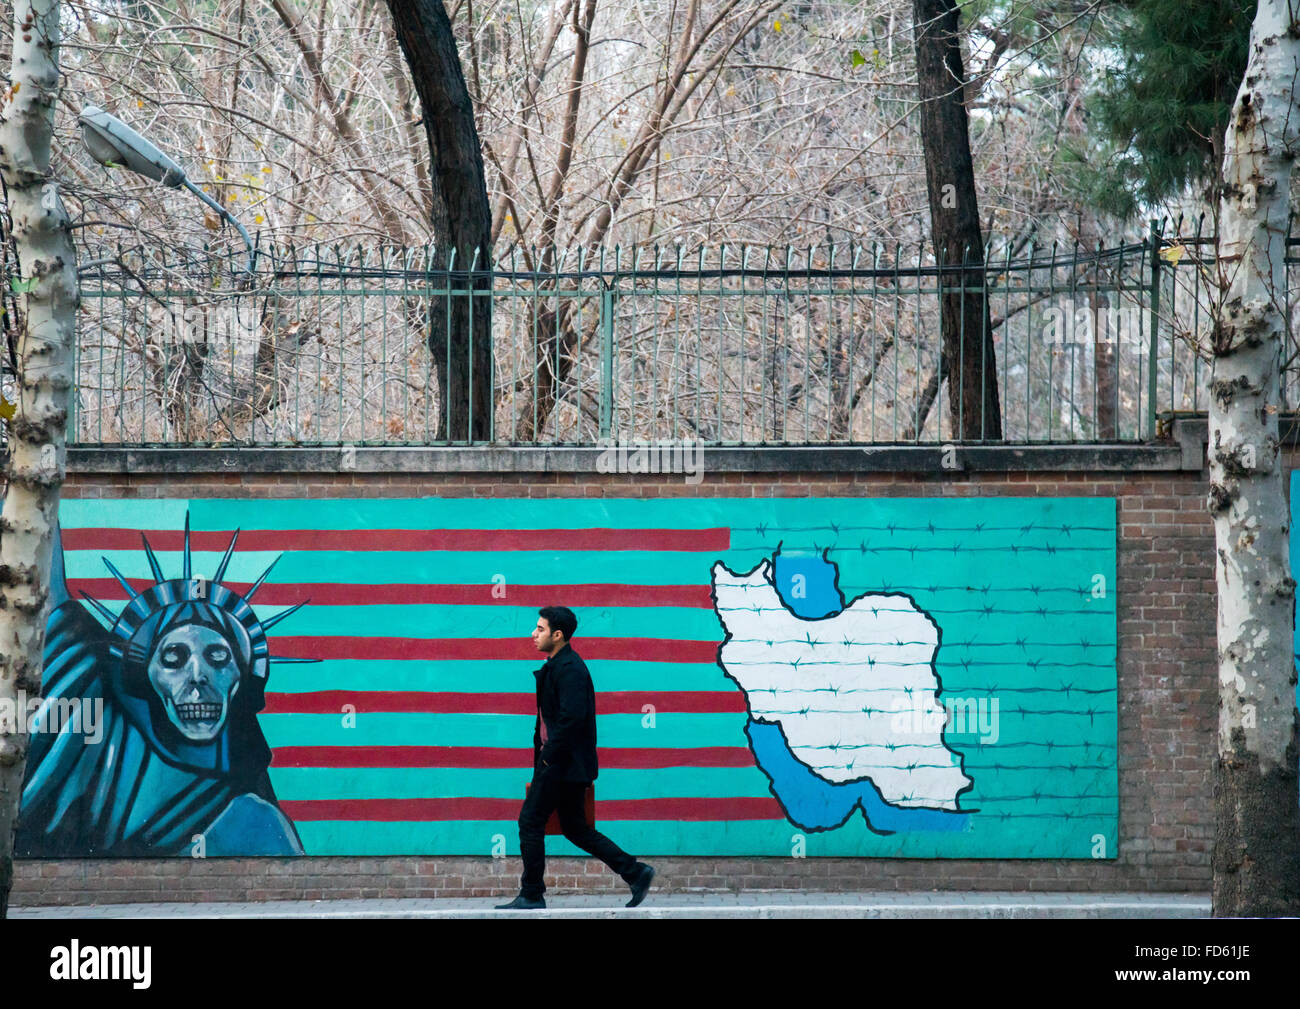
[68,442,1189,475]
[1172,417,1208,472]
[1163,412,1300,472]
[11,891,1211,919]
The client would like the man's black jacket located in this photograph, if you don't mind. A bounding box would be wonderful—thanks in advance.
[534,643,599,783]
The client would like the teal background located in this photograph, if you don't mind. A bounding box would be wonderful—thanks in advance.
[59,496,1118,858]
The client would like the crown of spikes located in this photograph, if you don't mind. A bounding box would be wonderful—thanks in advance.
[80,514,312,677]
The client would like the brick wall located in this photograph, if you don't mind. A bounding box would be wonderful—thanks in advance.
[11,460,1233,904]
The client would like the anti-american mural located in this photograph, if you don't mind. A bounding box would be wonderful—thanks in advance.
[13,497,1119,859]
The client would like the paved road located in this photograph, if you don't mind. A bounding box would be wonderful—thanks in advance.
[12,891,1210,919]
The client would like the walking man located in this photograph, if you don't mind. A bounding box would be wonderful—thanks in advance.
[496,606,655,910]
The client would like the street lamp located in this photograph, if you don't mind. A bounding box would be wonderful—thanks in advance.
[77,105,256,273]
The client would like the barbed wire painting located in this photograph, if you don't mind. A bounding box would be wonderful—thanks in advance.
[23,495,1117,858]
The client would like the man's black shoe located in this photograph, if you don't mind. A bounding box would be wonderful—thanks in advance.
[626,864,655,907]
[495,895,546,910]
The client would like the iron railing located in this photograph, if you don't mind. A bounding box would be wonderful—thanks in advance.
[4,221,1298,447]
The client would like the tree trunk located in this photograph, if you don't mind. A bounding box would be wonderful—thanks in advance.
[1080,215,1117,441]
[912,0,1002,441]
[1209,0,1300,918]
[512,0,597,443]
[1093,323,1117,439]
[385,0,493,441]
[0,0,79,918]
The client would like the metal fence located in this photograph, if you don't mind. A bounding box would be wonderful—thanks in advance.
[6,222,1298,447]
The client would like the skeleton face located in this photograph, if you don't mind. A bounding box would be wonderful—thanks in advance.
[147,624,241,741]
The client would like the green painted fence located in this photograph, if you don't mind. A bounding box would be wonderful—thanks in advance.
[50,219,1297,447]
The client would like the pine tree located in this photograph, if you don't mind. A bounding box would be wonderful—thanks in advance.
[1072,0,1253,218]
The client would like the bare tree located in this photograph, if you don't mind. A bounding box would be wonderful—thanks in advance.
[912,0,1002,441]
[384,0,493,440]
[0,0,1161,449]
[1208,0,1300,917]
[0,0,79,918]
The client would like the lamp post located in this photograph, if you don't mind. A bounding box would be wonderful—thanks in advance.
[78,105,256,273]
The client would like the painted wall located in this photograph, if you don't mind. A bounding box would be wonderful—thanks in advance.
[14,496,1118,858]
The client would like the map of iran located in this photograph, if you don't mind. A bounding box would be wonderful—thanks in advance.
[712,555,973,834]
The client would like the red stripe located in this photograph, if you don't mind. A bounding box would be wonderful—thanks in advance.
[270,636,719,663]
[63,527,729,552]
[66,579,713,609]
[276,796,782,822]
[264,690,746,715]
[271,745,756,769]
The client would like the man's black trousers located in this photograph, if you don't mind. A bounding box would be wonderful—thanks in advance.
[518,767,639,900]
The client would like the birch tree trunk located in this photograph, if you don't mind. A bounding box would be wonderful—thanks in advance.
[1208,0,1300,918]
[0,0,78,918]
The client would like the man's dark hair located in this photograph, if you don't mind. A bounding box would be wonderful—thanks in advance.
[538,606,577,642]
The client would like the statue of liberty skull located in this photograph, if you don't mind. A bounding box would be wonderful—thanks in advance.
[15,512,311,857]
[82,517,308,752]
[147,606,249,740]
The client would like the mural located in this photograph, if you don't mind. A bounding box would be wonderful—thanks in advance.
[15,517,306,856]
[17,496,1118,858]
[714,554,973,834]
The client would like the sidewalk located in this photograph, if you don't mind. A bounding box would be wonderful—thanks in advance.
[11,891,1210,919]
